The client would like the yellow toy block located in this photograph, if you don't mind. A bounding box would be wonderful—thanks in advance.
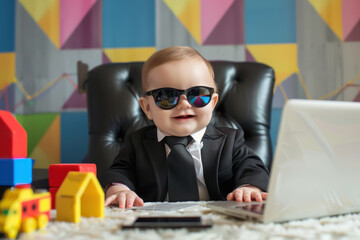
[55,171,104,223]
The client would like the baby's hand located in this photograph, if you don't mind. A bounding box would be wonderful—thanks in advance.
[105,184,144,209]
[226,185,267,202]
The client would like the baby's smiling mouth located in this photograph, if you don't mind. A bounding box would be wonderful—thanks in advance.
[174,115,194,119]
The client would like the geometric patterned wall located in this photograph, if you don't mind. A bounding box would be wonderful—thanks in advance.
[0,0,359,168]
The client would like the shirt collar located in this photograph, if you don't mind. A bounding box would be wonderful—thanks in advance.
[157,127,206,143]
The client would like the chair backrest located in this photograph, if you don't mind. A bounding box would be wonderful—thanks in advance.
[83,61,275,179]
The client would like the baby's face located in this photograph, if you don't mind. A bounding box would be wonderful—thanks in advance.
[139,59,218,136]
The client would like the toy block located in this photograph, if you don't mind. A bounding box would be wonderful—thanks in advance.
[15,184,32,189]
[49,187,58,209]
[0,187,50,239]
[48,163,97,188]
[0,158,34,186]
[0,110,27,158]
[56,172,104,223]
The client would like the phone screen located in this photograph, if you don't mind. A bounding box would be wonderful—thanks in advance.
[122,216,212,229]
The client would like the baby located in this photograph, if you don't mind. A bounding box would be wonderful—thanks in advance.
[103,46,269,208]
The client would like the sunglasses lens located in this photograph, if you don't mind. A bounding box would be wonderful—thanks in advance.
[187,87,212,107]
[154,88,179,109]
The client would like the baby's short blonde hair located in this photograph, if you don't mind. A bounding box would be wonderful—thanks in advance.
[142,46,215,94]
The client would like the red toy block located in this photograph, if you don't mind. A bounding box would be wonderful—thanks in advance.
[0,110,27,158]
[49,187,58,209]
[48,163,97,188]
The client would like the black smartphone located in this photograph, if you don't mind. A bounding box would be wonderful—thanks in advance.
[122,216,212,229]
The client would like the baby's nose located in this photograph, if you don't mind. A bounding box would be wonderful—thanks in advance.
[177,95,191,108]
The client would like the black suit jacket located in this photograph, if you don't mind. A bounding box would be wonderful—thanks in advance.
[101,125,269,201]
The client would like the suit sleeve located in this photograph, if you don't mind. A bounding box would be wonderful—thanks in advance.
[100,133,137,191]
[231,128,270,192]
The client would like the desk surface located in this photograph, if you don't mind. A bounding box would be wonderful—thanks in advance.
[17,202,360,240]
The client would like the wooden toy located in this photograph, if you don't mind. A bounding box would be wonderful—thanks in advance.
[49,188,58,209]
[0,110,33,188]
[0,186,51,239]
[0,158,33,186]
[48,163,97,209]
[56,172,104,223]
[0,110,27,158]
[48,163,97,188]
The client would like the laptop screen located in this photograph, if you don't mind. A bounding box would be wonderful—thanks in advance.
[264,100,360,223]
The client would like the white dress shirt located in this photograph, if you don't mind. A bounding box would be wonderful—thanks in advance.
[157,128,210,201]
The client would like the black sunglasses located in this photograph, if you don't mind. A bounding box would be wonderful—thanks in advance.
[145,86,215,110]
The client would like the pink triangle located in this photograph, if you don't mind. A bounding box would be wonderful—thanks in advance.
[245,48,256,62]
[62,89,87,109]
[102,52,111,64]
[353,90,360,102]
[342,0,360,39]
[60,0,97,47]
[203,0,244,45]
[345,19,360,41]
[61,0,101,49]
[193,97,203,106]
[201,0,235,43]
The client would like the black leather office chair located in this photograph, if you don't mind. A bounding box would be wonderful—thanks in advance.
[81,61,275,185]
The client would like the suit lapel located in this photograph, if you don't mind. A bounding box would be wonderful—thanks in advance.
[201,126,227,200]
[143,128,168,200]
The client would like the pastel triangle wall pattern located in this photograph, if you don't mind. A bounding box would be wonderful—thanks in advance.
[200,0,234,43]
[61,0,101,49]
[30,114,60,168]
[62,90,87,110]
[60,0,97,47]
[345,20,360,41]
[342,0,360,40]
[308,0,343,40]
[19,0,56,22]
[203,0,244,45]
[38,0,60,48]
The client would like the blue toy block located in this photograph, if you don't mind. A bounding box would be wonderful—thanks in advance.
[0,158,34,186]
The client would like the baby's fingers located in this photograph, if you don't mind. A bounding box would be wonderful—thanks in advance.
[118,192,127,209]
[261,192,268,200]
[243,190,252,202]
[104,194,117,207]
[126,193,138,208]
[234,189,244,202]
[251,191,263,202]
[134,197,144,207]
[226,192,235,201]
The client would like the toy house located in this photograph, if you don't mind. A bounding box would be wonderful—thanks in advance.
[55,171,104,223]
[48,163,97,209]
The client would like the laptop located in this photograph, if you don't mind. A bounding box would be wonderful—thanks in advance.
[207,99,360,223]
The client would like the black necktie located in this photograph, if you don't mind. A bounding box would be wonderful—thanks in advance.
[164,136,199,201]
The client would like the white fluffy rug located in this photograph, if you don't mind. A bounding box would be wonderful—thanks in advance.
[18,202,360,240]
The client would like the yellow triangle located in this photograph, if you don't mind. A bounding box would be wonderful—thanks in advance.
[178,0,201,44]
[19,0,57,22]
[308,0,343,40]
[38,0,60,49]
[104,47,156,62]
[247,44,298,88]
[30,115,60,168]
[0,53,16,90]
[163,0,189,16]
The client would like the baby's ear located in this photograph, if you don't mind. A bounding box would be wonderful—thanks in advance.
[211,93,219,109]
[139,97,153,120]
